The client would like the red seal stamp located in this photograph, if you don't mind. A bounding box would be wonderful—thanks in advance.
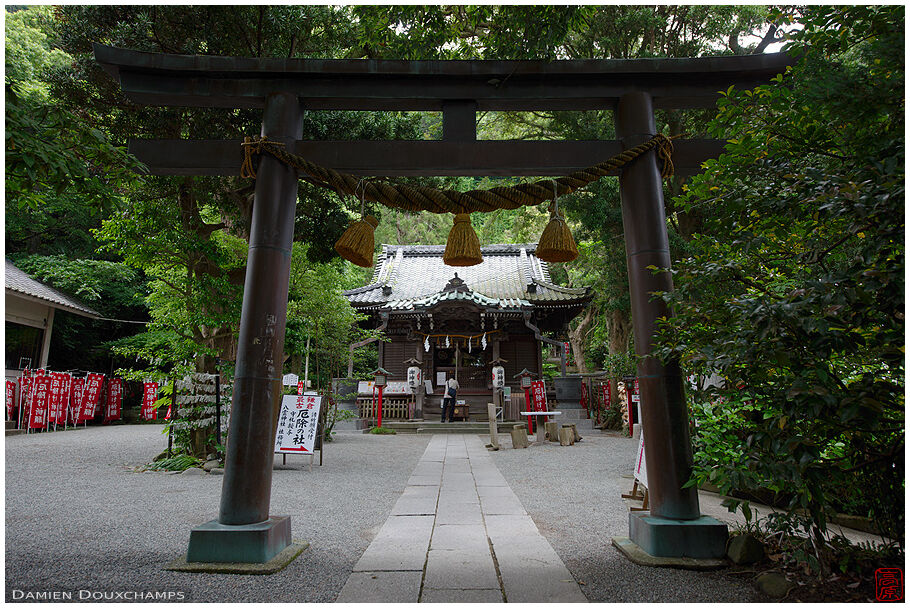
[875,568,903,602]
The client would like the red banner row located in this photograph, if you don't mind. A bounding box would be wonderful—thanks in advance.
[6,369,127,430]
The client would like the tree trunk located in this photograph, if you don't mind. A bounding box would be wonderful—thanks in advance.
[568,306,596,374]
[607,308,632,355]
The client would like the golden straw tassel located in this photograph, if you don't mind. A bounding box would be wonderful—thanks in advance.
[334,215,379,267]
[443,213,483,267]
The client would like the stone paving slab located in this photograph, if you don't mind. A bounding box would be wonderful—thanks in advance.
[406,474,441,486]
[435,501,484,525]
[479,494,527,515]
[423,549,499,590]
[336,570,423,603]
[401,485,440,498]
[352,515,433,572]
[419,588,504,603]
[410,462,443,476]
[438,490,480,504]
[430,524,489,551]
[484,514,541,539]
[476,485,515,498]
[473,473,509,487]
[390,496,438,516]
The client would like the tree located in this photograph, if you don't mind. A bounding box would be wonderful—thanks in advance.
[655,6,904,553]
[51,6,423,376]
[6,7,149,374]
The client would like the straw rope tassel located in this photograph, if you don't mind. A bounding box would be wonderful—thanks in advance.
[334,215,379,267]
[537,208,578,263]
[443,213,483,267]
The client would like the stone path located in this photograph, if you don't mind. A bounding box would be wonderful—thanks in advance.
[336,434,586,603]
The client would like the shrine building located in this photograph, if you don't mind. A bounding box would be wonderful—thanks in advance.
[343,243,592,420]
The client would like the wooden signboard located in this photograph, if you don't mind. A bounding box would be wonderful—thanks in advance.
[275,393,322,456]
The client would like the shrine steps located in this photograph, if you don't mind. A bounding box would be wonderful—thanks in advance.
[5,420,25,436]
[377,421,518,435]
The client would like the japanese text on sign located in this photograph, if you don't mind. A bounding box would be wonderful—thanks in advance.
[141,382,159,420]
[275,393,322,455]
[530,380,547,412]
[80,373,105,422]
[601,381,612,409]
[106,379,123,422]
[28,376,50,429]
[6,381,15,420]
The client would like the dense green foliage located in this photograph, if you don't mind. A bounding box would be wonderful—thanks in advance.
[656,6,904,551]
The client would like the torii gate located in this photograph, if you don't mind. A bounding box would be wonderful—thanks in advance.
[95,45,790,566]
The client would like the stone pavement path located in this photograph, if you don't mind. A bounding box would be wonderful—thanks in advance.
[336,434,586,603]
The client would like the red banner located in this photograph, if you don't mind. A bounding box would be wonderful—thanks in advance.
[79,373,104,422]
[19,369,32,414]
[47,373,64,424]
[105,379,123,422]
[142,382,159,420]
[580,381,588,412]
[530,380,547,412]
[70,378,84,424]
[6,381,16,421]
[601,381,612,410]
[27,376,50,429]
[60,374,73,425]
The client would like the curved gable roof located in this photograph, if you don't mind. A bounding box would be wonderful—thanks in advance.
[344,244,590,310]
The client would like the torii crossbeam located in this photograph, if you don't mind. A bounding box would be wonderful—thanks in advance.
[95,44,791,566]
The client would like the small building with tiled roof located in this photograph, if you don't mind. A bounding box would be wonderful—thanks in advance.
[5,259,100,371]
[343,244,592,420]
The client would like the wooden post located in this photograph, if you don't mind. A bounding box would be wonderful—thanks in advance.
[218,92,302,526]
[615,91,700,521]
[486,402,500,450]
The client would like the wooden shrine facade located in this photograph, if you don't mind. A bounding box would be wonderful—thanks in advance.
[345,244,591,417]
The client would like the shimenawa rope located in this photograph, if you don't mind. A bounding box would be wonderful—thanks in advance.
[240,133,675,214]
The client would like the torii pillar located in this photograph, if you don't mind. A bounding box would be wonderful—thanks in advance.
[614,91,727,559]
[185,92,303,564]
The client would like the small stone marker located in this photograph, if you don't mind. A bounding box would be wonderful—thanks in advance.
[558,426,574,446]
[567,423,581,442]
[510,424,529,449]
[486,403,500,451]
[755,572,794,599]
[545,421,559,442]
[727,534,764,565]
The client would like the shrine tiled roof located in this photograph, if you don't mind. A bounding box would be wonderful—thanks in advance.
[5,259,101,318]
[344,244,591,311]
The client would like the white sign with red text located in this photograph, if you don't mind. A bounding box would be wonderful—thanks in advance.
[634,429,648,488]
[274,393,322,455]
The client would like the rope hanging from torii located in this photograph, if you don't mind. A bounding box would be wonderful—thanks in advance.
[240,133,676,267]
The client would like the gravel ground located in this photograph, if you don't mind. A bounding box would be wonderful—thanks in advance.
[492,430,766,603]
[5,425,430,603]
[8,424,823,603]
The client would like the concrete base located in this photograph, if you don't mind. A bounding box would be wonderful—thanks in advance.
[611,537,726,570]
[167,540,308,574]
[629,512,728,559]
[185,516,292,564]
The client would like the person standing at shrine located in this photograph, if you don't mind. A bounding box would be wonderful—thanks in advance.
[442,377,459,422]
